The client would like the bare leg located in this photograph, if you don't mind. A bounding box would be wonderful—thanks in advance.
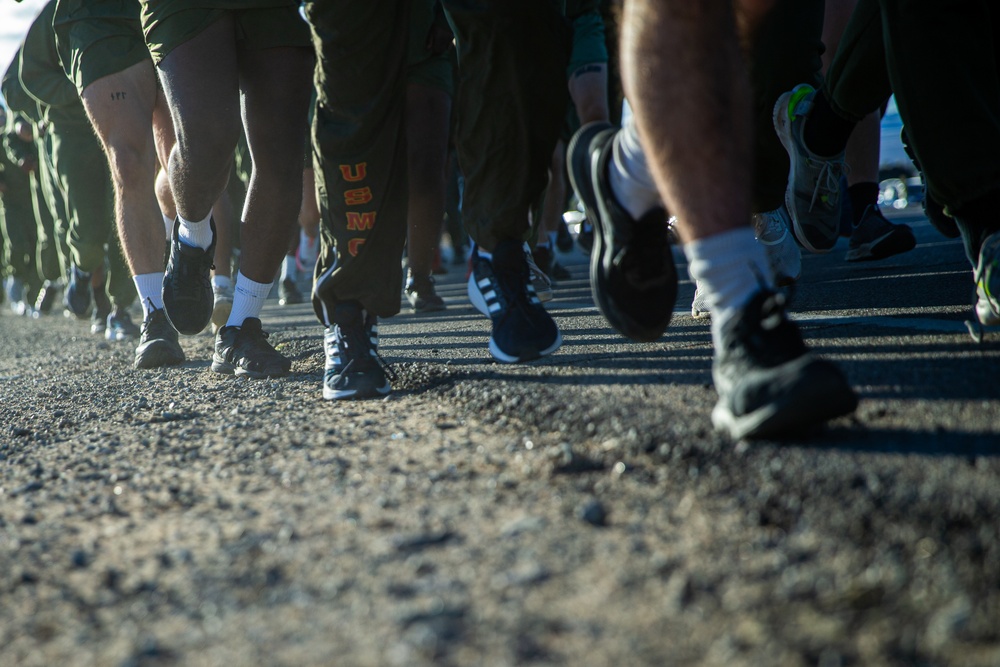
[80,60,167,277]
[237,45,313,284]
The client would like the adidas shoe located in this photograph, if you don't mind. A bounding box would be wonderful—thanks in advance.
[211,317,291,378]
[773,84,847,254]
[323,301,391,400]
[134,306,185,369]
[845,205,916,262]
[105,308,141,342]
[712,289,858,439]
[468,240,562,363]
[753,206,802,285]
[568,122,678,342]
[162,217,216,335]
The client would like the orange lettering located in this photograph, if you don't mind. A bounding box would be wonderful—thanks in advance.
[348,238,366,256]
[339,163,367,182]
[346,211,376,231]
[344,187,373,206]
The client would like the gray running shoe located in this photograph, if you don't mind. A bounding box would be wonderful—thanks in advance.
[974,230,1000,327]
[712,289,857,440]
[134,307,185,370]
[845,205,916,262]
[211,317,290,378]
[753,206,802,285]
[773,84,847,254]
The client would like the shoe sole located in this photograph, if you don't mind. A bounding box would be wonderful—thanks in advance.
[568,123,675,342]
[322,383,391,400]
[844,226,916,262]
[211,358,290,379]
[712,358,858,440]
[773,90,838,255]
[488,329,562,364]
[134,341,185,370]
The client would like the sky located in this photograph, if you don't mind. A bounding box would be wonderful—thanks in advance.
[0,0,49,107]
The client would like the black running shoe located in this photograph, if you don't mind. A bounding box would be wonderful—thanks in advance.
[712,289,858,440]
[134,306,185,369]
[467,240,562,363]
[405,272,446,313]
[211,317,291,378]
[568,122,678,342]
[845,206,916,262]
[64,265,92,319]
[162,218,216,335]
[278,277,303,306]
[323,301,391,400]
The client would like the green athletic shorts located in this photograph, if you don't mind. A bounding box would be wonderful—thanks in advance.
[52,0,150,95]
[139,1,311,65]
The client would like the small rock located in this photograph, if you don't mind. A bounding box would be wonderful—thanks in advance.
[577,498,607,526]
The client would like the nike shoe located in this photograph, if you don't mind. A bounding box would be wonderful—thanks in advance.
[845,205,916,262]
[773,84,847,254]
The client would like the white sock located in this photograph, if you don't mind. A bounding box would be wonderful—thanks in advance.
[162,213,174,241]
[133,273,164,319]
[280,255,297,282]
[212,274,231,291]
[225,271,273,327]
[684,228,774,346]
[609,109,662,220]
[177,213,213,250]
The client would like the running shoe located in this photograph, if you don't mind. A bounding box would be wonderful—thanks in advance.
[162,218,216,335]
[753,206,802,285]
[4,277,25,315]
[532,245,572,281]
[134,306,185,369]
[323,301,390,400]
[278,277,303,306]
[105,308,141,342]
[34,280,62,315]
[568,122,677,342]
[845,205,916,262]
[405,272,446,313]
[524,243,554,302]
[691,282,711,320]
[211,281,234,335]
[64,265,92,318]
[212,317,290,378]
[711,289,858,440]
[974,230,1000,327]
[468,240,562,363]
[773,84,847,254]
[90,290,111,335]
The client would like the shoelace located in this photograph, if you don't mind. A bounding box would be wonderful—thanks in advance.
[807,158,849,213]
